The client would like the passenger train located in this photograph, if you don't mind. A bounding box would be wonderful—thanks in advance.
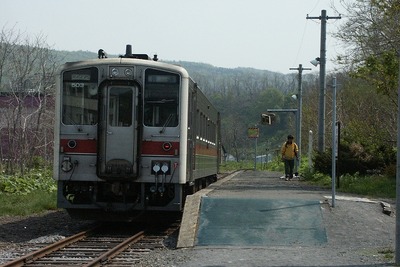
[53,45,220,220]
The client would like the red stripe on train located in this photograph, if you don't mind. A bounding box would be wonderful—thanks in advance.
[141,141,179,156]
[60,139,97,153]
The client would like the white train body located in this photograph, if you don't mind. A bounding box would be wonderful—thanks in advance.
[53,48,220,219]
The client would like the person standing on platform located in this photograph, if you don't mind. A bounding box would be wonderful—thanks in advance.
[281,134,299,181]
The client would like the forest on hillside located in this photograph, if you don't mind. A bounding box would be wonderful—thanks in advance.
[0,0,398,176]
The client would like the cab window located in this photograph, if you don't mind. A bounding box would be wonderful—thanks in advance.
[62,68,98,125]
[144,69,180,127]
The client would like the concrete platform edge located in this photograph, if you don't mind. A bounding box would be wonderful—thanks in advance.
[176,171,243,248]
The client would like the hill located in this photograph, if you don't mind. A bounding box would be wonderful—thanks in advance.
[54,49,297,94]
[53,49,303,159]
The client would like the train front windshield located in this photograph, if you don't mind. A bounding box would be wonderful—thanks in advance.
[62,68,98,125]
[144,69,180,127]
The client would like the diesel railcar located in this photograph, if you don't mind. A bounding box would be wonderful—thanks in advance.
[53,45,220,220]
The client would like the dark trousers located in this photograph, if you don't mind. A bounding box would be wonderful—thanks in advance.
[284,159,295,178]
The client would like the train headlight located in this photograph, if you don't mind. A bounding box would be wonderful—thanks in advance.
[61,156,73,172]
[111,68,119,77]
[67,140,77,149]
[124,68,133,76]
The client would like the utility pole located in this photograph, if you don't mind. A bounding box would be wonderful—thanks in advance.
[307,10,341,152]
[289,64,311,161]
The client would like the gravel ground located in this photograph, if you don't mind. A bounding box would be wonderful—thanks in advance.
[0,210,96,264]
[141,199,396,267]
[0,171,397,266]
[140,171,397,267]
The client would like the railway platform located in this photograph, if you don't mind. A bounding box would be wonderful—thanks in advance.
[171,169,395,266]
[177,170,330,248]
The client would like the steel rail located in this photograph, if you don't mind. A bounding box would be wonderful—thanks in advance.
[83,230,145,267]
[1,229,93,267]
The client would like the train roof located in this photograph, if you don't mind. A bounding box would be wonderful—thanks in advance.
[62,57,189,76]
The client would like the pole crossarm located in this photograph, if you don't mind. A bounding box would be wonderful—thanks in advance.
[266,108,297,113]
[289,67,312,72]
[306,15,342,20]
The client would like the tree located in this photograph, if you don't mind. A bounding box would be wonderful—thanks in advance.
[0,26,57,174]
[335,0,400,101]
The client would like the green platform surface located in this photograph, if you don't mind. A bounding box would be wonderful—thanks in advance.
[196,197,327,246]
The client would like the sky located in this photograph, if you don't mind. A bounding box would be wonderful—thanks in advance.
[1,0,348,74]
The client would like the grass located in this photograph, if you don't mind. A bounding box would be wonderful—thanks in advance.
[0,190,57,216]
[378,248,395,260]
[336,173,396,199]
[220,161,256,172]
[0,165,58,216]
[222,159,396,200]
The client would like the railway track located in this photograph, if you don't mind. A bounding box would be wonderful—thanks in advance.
[1,220,180,267]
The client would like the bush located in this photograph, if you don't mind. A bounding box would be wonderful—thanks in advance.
[383,163,396,179]
[0,166,57,216]
[0,167,56,195]
[314,142,393,176]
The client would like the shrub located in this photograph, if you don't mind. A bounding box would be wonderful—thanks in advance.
[0,167,56,195]
[314,142,393,176]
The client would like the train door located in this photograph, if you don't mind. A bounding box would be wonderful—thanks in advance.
[97,85,138,179]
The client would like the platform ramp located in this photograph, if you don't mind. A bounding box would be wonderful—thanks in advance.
[196,197,327,246]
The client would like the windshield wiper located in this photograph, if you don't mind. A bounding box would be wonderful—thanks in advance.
[159,113,173,134]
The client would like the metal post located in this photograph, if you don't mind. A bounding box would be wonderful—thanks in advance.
[254,137,257,171]
[308,130,313,171]
[395,49,400,265]
[331,77,337,207]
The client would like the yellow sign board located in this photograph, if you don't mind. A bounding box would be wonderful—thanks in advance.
[248,127,259,138]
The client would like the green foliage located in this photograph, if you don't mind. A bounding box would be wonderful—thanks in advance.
[0,167,56,195]
[302,171,332,187]
[0,165,57,216]
[265,157,284,172]
[353,50,398,98]
[0,190,57,216]
[338,173,396,198]
[313,142,395,176]
[384,163,396,178]
[302,169,395,199]
[220,161,256,172]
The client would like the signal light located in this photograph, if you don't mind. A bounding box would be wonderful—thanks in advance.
[261,113,275,125]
